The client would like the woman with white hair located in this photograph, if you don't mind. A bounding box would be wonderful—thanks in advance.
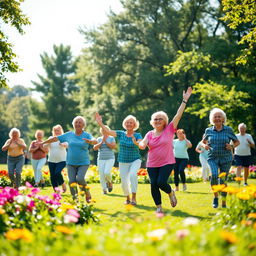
[201,108,239,208]
[44,125,68,192]
[29,130,48,188]
[95,113,142,205]
[2,128,27,188]
[41,116,97,202]
[234,123,255,186]
[139,87,192,214]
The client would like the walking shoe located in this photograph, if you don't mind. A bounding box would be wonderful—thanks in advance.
[103,190,107,194]
[169,190,177,207]
[244,183,248,186]
[183,184,187,191]
[212,197,219,208]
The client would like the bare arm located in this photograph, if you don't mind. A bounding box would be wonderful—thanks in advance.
[29,141,39,153]
[226,140,240,151]
[95,112,117,137]
[105,140,116,149]
[139,137,149,150]
[83,138,98,145]
[171,87,192,129]
[247,139,255,149]
[42,136,59,145]
[2,139,12,151]
[93,141,103,151]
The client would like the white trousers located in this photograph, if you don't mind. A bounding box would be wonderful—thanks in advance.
[119,159,141,196]
[199,155,210,181]
[97,159,115,190]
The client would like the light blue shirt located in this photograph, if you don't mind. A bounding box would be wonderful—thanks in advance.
[97,136,115,160]
[196,141,209,159]
[58,131,93,165]
[173,139,189,159]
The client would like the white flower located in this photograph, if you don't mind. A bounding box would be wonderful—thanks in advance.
[147,229,167,241]
[183,217,199,226]
[18,186,27,191]
[132,236,144,244]
[15,195,26,204]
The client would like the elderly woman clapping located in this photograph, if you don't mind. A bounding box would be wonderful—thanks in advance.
[201,108,239,208]
[42,116,97,202]
[2,128,27,188]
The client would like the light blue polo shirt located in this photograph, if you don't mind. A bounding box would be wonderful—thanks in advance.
[58,131,93,165]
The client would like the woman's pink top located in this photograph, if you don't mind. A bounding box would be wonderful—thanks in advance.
[146,122,176,168]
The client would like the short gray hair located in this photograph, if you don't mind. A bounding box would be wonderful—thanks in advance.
[209,108,227,125]
[150,111,169,128]
[122,115,140,131]
[9,128,21,138]
[238,123,246,129]
[72,116,86,128]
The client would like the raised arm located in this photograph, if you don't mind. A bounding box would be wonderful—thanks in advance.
[2,139,12,151]
[42,136,59,145]
[95,112,117,137]
[171,87,192,129]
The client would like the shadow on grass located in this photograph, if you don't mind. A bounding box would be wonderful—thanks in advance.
[184,191,210,195]
[166,209,211,220]
[106,193,124,198]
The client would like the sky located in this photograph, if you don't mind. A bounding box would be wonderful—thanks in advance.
[5,0,122,90]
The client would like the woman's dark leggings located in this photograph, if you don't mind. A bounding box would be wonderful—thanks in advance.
[147,164,174,206]
[48,161,66,188]
[174,158,188,186]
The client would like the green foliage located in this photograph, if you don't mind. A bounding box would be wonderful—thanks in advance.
[0,0,30,88]
[186,80,251,128]
[30,44,80,136]
[221,0,256,64]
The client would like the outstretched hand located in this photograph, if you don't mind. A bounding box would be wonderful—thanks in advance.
[183,87,192,102]
[95,112,103,124]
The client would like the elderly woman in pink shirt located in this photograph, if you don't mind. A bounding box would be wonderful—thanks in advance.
[139,87,192,214]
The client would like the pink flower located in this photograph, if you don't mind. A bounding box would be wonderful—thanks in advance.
[25,182,33,188]
[64,214,79,223]
[67,209,80,218]
[176,229,190,240]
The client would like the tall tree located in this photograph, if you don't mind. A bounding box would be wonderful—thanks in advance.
[0,0,30,87]
[30,44,79,135]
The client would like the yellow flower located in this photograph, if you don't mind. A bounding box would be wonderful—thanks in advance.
[78,191,85,196]
[247,213,256,219]
[125,204,133,212]
[70,183,77,188]
[236,191,250,200]
[222,186,239,194]
[234,177,244,181]
[218,173,227,178]
[212,184,226,192]
[220,230,238,244]
[5,229,33,242]
[85,186,90,190]
[55,225,73,235]
[60,204,74,211]
[0,208,5,214]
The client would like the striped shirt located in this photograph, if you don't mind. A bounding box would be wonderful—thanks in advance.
[97,136,115,160]
[116,130,142,163]
[203,125,237,162]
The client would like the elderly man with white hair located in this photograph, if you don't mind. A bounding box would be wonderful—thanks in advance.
[42,116,97,202]
[234,123,255,186]
[2,128,27,188]
[201,108,240,208]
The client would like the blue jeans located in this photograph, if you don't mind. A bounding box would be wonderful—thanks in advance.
[48,161,66,188]
[31,158,46,183]
[7,155,25,187]
[147,164,174,205]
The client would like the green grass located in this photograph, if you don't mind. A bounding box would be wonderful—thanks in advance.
[43,180,256,224]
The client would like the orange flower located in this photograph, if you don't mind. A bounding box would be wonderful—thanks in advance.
[234,177,244,181]
[70,183,77,188]
[0,208,6,214]
[220,230,238,244]
[222,186,239,194]
[5,229,33,242]
[247,213,256,219]
[241,220,252,226]
[55,225,73,235]
[236,191,250,200]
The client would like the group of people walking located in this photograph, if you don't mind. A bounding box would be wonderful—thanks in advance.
[2,86,255,213]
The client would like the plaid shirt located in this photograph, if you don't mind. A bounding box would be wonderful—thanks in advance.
[204,125,237,162]
[116,130,142,163]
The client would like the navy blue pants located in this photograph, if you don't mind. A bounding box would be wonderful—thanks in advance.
[174,158,188,186]
[48,161,66,188]
[147,164,174,205]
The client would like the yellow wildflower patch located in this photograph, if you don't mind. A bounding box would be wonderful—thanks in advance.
[236,191,251,200]
[70,183,77,188]
[247,213,256,219]
[5,229,33,242]
[220,230,238,244]
[212,184,226,192]
[218,172,227,178]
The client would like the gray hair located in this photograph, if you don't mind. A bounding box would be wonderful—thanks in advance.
[122,115,140,131]
[150,111,169,128]
[238,123,246,129]
[72,116,86,128]
[209,108,227,125]
[9,128,21,138]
